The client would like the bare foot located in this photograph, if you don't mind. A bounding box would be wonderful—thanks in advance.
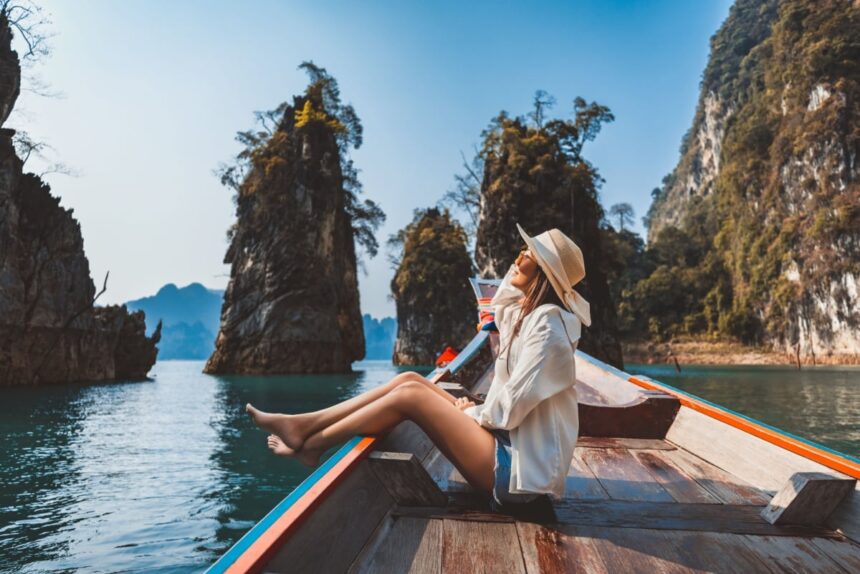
[267,434,295,456]
[267,434,323,468]
[246,403,308,450]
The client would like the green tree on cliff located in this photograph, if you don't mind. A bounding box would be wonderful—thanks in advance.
[215,60,384,259]
[389,208,477,365]
[624,0,860,348]
[473,91,624,367]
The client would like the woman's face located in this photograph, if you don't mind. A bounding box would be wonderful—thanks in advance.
[511,246,539,290]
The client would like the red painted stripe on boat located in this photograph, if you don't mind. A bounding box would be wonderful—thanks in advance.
[627,374,860,480]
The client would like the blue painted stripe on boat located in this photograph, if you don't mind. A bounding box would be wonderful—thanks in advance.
[633,374,860,465]
[574,349,631,381]
[206,435,365,574]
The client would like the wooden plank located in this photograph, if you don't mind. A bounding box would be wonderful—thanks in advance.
[761,472,855,526]
[648,530,780,573]
[633,450,720,504]
[550,499,844,538]
[441,519,526,573]
[739,534,850,573]
[565,449,610,500]
[520,524,782,574]
[265,462,394,573]
[579,448,674,502]
[516,522,608,574]
[582,525,691,574]
[577,437,676,450]
[348,516,442,574]
[660,446,771,505]
[367,451,448,507]
[807,537,860,572]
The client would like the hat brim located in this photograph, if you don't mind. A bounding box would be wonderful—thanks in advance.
[516,223,592,326]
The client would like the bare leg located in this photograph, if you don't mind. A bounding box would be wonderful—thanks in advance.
[246,370,455,450]
[297,381,496,492]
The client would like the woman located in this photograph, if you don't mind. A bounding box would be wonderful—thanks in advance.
[246,223,590,509]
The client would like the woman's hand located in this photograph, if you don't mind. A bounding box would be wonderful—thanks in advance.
[454,396,476,411]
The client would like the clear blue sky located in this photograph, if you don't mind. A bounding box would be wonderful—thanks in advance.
[14,0,733,318]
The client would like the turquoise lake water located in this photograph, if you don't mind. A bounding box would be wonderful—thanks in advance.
[1,359,858,572]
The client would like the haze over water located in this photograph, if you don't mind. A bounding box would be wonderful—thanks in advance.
[1,360,858,572]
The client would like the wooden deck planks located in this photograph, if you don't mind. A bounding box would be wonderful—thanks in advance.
[551,499,843,538]
[633,450,721,504]
[807,537,860,572]
[348,516,442,574]
[441,519,526,573]
[739,534,851,573]
[566,450,611,500]
[516,522,609,574]
[660,446,771,505]
[580,526,692,574]
[645,530,780,573]
[579,447,675,502]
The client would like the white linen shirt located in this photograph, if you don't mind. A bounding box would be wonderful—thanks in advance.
[462,263,581,499]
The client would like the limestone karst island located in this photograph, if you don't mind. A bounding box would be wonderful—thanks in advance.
[1,1,859,572]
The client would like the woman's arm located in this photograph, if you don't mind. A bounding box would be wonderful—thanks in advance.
[465,309,577,430]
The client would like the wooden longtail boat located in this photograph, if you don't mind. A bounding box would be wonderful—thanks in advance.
[209,280,860,573]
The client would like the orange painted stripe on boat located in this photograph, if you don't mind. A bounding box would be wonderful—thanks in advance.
[627,374,860,479]
[225,436,378,574]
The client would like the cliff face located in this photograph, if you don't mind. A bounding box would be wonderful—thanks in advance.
[205,89,365,374]
[474,102,625,368]
[391,208,476,365]
[645,0,860,356]
[0,14,160,385]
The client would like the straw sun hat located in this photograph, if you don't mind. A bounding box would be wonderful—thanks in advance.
[516,223,592,327]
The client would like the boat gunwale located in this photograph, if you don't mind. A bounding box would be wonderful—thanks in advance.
[577,350,860,479]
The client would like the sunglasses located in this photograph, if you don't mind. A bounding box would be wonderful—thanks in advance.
[516,248,535,264]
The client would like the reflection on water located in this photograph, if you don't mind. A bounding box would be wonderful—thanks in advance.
[628,363,860,457]
[0,360,428,573]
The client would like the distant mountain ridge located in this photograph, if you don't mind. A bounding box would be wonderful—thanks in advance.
[127,283,397,362]
[126,283,224,360]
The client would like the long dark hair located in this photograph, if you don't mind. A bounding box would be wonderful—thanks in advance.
[500,263,565,374]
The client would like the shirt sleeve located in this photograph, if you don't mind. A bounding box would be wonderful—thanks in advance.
[469,309,577,430]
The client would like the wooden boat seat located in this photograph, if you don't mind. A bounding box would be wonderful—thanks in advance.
[577,385,680,439]
[762,471,856,526]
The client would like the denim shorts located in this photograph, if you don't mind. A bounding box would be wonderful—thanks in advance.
[489,429,541,510]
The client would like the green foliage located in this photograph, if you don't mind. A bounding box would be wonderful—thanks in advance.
[390,208,477,358]
[608,202,635,232]
[474,91,624,367]
[215,60,384,258]
[615,195,732,341]
[475,93,614,276]
[631,0,860,346]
